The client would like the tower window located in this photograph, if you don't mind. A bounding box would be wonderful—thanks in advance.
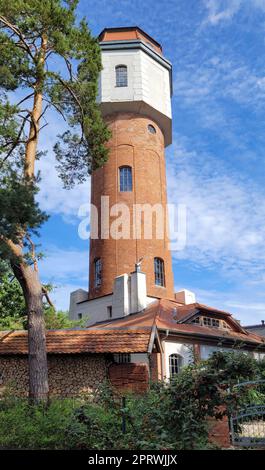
[94,258,102,288]
[169,354,182,379]
[148,124,156,134]
[154,257,165,286]
[119,166,132,192]
[115,65,128,87]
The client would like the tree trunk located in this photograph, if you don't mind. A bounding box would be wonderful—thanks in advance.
[12,262,49,402]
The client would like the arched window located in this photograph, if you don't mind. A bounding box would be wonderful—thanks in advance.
[116,65,128,87]
[169,354,182,379]
[119,166,132,192]
[154,257,165,286]
[94,258,102,288]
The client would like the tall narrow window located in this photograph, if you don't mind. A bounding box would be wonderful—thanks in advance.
[94,258,102,288]
[169,354,182,379]
[116,65,128,87]
[119,166,132,192]
[154,257,165,286]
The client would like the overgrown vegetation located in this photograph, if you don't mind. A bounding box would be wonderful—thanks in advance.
[0,0,110,400]
[0,265,85,329]
[0,351,264,450]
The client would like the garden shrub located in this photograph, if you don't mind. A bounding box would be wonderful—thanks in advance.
[0,351,263,450]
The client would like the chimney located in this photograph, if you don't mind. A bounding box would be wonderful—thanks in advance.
[112,274,130,318]
[130,270,147,314]
[174,289,196,305]
[69,289,88,319]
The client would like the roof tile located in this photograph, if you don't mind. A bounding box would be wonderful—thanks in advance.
[0,328,152,355]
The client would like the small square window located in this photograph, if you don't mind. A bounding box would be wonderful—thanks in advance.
[203,317,211,327]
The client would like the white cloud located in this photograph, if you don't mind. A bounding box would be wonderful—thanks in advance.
[167,137,265,278]
[174,284,265,324]
[174,55,265,113]
[203,0,265,25]
[36,151,90,219]
[39,246,89,284]
[203,0,242,25]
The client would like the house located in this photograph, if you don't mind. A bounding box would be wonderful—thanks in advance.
[244,320,265,337]
[0,326,160,395]
[0,26,264,397]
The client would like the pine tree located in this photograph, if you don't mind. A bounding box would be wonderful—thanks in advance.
[0,0,110,401]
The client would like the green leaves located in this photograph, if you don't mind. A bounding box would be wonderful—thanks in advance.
[0,169,47,245]
[0,0,110,262]
[0,0,110,189]
[0,268,27,328]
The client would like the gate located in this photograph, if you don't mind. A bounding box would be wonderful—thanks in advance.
[229,380,265,447]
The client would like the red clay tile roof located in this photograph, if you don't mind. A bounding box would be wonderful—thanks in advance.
[91,299,265,348]
[0,328,153,355]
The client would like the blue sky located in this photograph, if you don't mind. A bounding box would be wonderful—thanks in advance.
[37,0,265,325]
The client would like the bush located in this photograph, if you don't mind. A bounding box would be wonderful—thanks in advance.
[0,351,263,450]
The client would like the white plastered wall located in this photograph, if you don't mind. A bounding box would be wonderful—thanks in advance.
[69,292,157,326]
[163,340,193,380]
[99,49,171,119]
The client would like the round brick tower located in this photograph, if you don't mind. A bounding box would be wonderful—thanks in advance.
[89,27,174,301]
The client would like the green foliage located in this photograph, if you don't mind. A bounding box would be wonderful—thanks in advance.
[0,0,110,187]
[0,269,26,328]
[43,307,86,329]
[0,169,47,250]
[0,351,262,450]
[0,265,83,329]
[0,0,110,269]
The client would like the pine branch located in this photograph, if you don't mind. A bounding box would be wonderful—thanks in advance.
[16,92,35,107]
[0,113,30,168]
[25,234,38,272]
[0,15,35,61]
[42,97,67,121]
[42,286,55,309]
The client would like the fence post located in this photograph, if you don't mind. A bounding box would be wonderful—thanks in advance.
[121,396,126,434]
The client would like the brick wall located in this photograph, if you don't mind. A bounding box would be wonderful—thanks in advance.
[89,112,174,300]
[0,354,107,397]
[208,414,231,448]
[108,363,149,394]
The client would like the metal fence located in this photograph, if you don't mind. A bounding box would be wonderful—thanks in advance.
[229,380,265,448]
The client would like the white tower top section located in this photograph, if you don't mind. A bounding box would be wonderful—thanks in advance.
[98,27,173,146]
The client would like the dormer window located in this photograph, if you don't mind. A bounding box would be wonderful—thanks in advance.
[191,316,222,328]
[203,317,212,327]
[116,65,128,87]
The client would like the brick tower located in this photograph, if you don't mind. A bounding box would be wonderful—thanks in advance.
[88,27,174,301]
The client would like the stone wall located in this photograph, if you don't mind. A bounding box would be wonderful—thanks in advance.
[0,354,107,397]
